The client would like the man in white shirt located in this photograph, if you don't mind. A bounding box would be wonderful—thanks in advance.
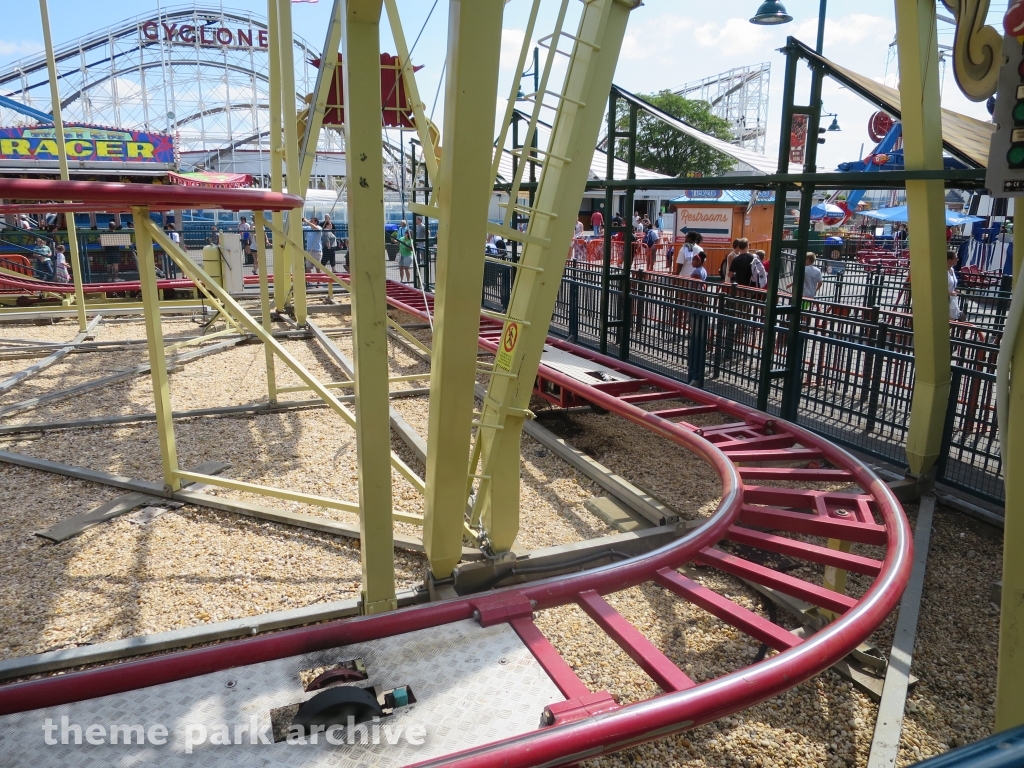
[676,231,703,278]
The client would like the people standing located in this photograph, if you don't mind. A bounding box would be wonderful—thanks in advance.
[689,252,708,281]
[33,237,53,280]
[803,252,823,300]
[321,215,337,271]
[590,209,603,236]
[208,225,220,245]
[676,231,703,278]
[302,217,322,272]
[728,238,755,286]
[720,238,741,280]
[238,216,252,265]
[53,244,70,283]
[393,219,414,283]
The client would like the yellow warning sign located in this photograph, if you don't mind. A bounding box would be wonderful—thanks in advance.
[495,320,521,371]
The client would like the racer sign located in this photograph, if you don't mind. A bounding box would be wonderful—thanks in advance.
[495,320,521,371]
[0,125,175,166]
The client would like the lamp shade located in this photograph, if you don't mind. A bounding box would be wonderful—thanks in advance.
[827,116,841,132]
[750,0,793,24]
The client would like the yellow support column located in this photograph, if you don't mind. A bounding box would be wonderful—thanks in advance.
[134,206,180,493]
[342,0,396,614]
[996,222,1024,729]
[418,0,505,580]
[255,211,278,404]
[267,0,290,312]
[474,0,640,553]
[39,0,87,332]
[277,0,307,326]
[895,0,950,477]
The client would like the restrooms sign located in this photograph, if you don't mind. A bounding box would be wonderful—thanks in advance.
[675,206,732,244]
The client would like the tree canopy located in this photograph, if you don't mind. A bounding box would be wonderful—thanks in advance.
[615,90,735,178]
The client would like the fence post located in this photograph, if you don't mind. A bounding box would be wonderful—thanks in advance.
[935,367,962,482]
[865,322,888,433]
[568,266,579,343]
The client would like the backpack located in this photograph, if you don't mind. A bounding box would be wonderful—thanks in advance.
[751,258,767,288]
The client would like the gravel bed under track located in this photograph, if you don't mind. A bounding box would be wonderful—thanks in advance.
[0,309,1002,768]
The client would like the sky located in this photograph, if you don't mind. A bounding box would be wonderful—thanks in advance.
[0,0,1006,172]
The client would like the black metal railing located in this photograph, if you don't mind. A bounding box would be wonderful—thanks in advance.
[546,262,1004,506]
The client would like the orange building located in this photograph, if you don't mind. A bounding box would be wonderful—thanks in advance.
[669,190,775,275]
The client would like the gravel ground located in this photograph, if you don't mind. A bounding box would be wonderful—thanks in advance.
[0,312,1003,768]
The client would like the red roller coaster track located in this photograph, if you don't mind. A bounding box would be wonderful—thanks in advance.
[0,181,911,766]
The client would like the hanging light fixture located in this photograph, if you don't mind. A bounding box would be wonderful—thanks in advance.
[827,115,841,132]
[749,0,793,25]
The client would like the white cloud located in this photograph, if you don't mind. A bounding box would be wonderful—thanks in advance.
[499,28,526,72]
[0,39,42,58]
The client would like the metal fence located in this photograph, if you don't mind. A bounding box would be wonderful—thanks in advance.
[546,263,1005,506]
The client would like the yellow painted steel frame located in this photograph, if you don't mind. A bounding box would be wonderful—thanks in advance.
[277,0,307,326]
[254,211,278,404]
[895,0,951,477]
[141,221,428,535]
[472,0,640,556]
[39,0,87,332]
[134,208,181,492]
[343,0,398,614]
[267,0,290,313]
[997,222,1024,729]
[417,0,506,580]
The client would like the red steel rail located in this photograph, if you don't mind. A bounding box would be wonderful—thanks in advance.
[0,272,912,768]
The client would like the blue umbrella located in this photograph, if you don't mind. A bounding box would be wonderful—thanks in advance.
[858,205,982,227]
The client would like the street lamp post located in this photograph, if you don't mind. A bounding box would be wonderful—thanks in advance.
[750,0,827,56]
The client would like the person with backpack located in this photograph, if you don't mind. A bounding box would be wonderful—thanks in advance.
[720,239,741,280]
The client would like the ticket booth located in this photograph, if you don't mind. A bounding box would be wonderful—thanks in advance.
[670,190,775,276]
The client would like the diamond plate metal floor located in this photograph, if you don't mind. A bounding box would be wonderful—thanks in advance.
[0,620,564,767]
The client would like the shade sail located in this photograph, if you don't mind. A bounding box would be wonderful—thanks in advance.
[789,39,993,169]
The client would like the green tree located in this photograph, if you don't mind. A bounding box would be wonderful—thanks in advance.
[615,90,735,178]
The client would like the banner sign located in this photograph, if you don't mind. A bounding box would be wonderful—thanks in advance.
[140,21,268,49]
[0,125,175,165]
[675,206,733,244]
[790,114,809,166]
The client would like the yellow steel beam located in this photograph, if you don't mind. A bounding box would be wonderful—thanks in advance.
[277,0,307,325]
[996,221,1024,729]
[267,0,290,312]
[342,0,397,613]
[133,207,181,492]
[254,212,278,403]
[39,0,87,332]
[420,0,506,579]
[474,0,640,554]
[895,0,950,477]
